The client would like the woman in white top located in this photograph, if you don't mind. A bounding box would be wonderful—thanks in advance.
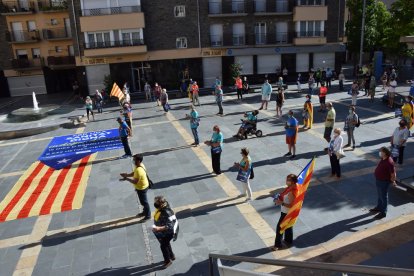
[388,78,397,108]
[272,174,298,250]
[328,128,344,178]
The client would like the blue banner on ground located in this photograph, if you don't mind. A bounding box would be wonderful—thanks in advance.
[38,129,123,169]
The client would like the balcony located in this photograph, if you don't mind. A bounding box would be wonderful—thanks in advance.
[42,28,71,40]
[293,0,327,21]
[0,1,35,14]
[254,0,292,14]
[294,31,326,45]
[37,0,68,12]
[212,32,292,47]
[47,56,75,69]
[6,30,40,43]
[80,10,144,32]
[83,39,147,57]
[81,5,141,16]
[11,58,44,70]
[209,1,247,17]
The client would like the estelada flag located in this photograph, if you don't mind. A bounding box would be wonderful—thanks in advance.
[279,157,316,234]
[110,82,124,99]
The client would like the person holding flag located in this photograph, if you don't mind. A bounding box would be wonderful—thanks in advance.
[272,158,316,250]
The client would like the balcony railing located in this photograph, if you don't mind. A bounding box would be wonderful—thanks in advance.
[296,30,325,37]
[0,1,35,13]
[82,5,141,16]
[296,0,325,6]
[6,30,40,42]
[11,58,44,69]
[84,39,145,49]
[209,0,246,15]
[47,56,75,66]
[42,28,71,39]
[37,0,68,11]
[254,0,290,13]
[213,32,292,47]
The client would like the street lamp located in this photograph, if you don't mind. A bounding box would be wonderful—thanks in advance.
[359,0,367,67]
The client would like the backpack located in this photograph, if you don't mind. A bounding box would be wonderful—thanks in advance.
[355,115,361,128]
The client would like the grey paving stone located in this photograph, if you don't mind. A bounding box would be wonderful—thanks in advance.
[109,245,129,266]
[50,265,71,276]
[52,248,74,269]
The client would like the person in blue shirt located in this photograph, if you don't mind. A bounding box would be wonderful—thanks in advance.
[117,117,132,158]
[205,125,224,175]
[284,110,298,159]
[187,105,200,146]
[234,110,259,139]
[259,79,272,110]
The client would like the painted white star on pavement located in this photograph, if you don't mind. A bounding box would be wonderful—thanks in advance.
[57,158,70,164]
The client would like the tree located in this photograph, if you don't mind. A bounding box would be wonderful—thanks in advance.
[345,0,391,60]
[383,0,414,58]
[230,63,242,79]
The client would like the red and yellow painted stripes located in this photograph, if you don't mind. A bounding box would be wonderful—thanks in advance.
[0,154,95,222]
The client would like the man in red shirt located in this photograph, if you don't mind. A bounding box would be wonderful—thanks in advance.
[318,82,328,112]
[370,147,397,219]
[191,81,200,106]
[235,76,243,100]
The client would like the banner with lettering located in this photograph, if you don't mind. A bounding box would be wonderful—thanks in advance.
[38,129,123,169]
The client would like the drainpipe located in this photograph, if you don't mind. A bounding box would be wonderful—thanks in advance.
[71,0,81,59]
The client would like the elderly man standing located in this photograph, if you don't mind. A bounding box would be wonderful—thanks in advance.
[323,102,336,150]
[259,79,272,110]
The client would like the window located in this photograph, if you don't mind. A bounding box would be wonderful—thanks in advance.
[255,22,266,45]
[176,37,187,48]
[27,21,36,31]
[16,49,28,59]
[121,30,141,45]
[275,22,288,43]
[298,21,324,37]
[254,0,266,12]
[174,5,185,17]
[232,23,245,46]
[51,19,58,25]
[86,32,111,48]
[32,48,41,58]
[297,0,324,6]
[232,0,245,13]
[55,46,63,53]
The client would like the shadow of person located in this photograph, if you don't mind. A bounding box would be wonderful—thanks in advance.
[294,212,376,248]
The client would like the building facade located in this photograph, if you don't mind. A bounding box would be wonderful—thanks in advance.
[1,0,347,96]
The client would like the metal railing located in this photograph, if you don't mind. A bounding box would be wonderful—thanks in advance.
[296,30,325,37]
[6,30,40,42]
[232,34,245,46]
[210,35,223,47]
[37,0,68,11]
[209,0,246,14]
[11,58,44,69]
[42,28,71,39]
[0,0,35,13]
[84,39,145,49]
[81,5,141,16]
[297,0,325,6]
[213,32,291,46]
[209,253,414,276]
[47,56,75,66]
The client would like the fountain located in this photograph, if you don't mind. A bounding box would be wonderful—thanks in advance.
[32,91,39,111]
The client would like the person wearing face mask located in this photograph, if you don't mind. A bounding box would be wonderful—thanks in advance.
[303,94,313,129]
[370,147,396,219]
[284,110,299,159]
[120,154,151,220]
[152,196,178,269]
[390,119,410,165]
[205,125,224,175]
[272,174,298,251]
[401,96,413,130]
[344,106,358,149]
[323,102,336,148]
[328,128,344,178]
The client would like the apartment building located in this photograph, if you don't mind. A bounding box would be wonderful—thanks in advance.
[1,0,76,96]
[0,10,11,97]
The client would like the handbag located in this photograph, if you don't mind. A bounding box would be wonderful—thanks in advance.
[395,108,402,117]
[335,150,346,159]
[211,146,222,154]
[236,168,250,183]
[391,145,399,158]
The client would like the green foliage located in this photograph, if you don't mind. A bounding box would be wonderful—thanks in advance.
[103,74,113,94]
[345,0,391,54]
[230,63,242,79]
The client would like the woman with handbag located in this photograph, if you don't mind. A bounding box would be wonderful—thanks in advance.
[303,94,313,129]
[234,147,253,202]
[204,125,224,175]
[152,196,179,269]
[160,89,170,112]
[328,128,344,178]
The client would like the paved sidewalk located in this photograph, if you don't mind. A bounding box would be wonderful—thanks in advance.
[0,82,413,276]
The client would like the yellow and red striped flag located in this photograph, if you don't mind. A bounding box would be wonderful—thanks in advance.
[110,82,124,99]
[279,157,316,234]
[0,154,95,222]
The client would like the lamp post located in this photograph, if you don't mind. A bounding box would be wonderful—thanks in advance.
[359,0,367,67]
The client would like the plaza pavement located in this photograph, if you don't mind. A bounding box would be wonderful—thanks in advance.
[0,81,413,276]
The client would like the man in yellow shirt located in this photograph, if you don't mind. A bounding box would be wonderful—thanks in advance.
[120,154,151,220]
